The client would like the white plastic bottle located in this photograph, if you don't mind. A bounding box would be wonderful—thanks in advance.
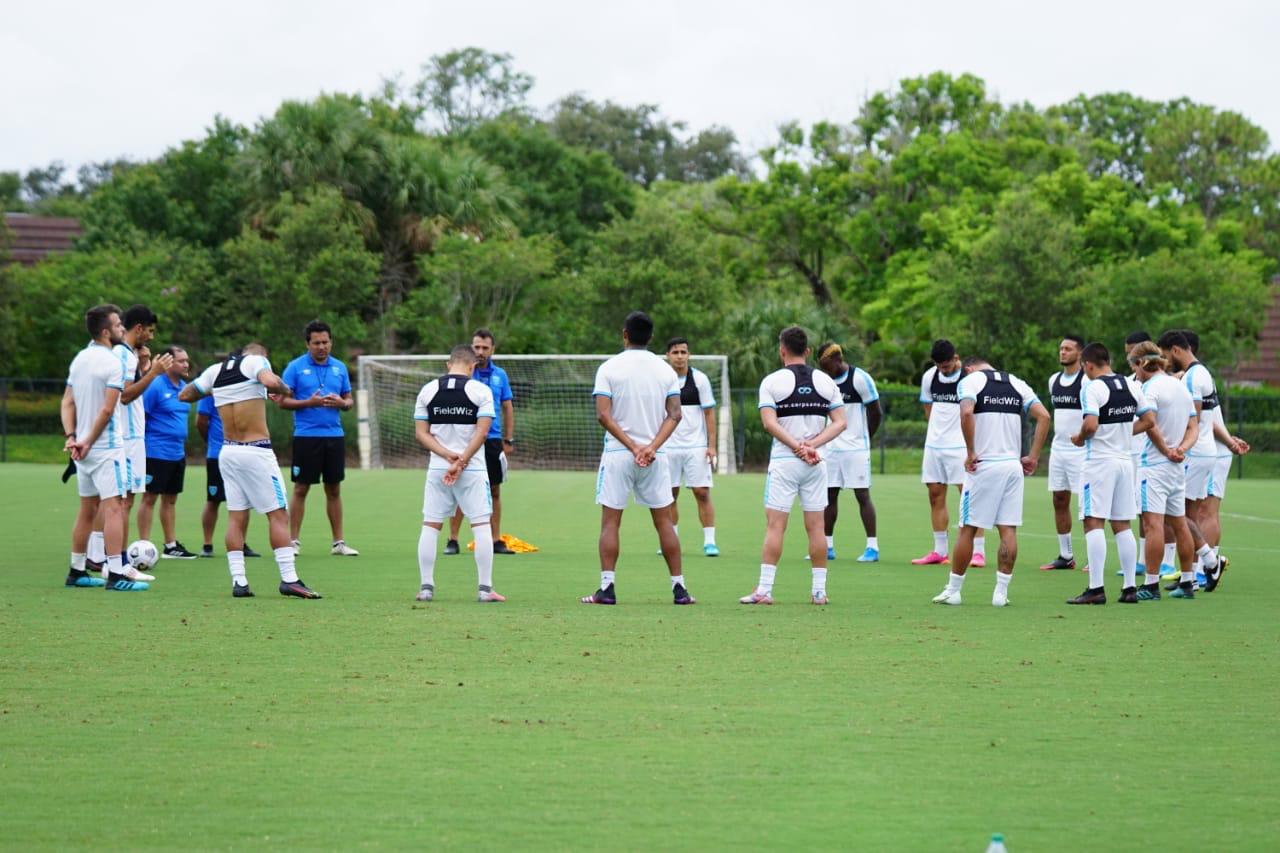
[985,833,1007,852]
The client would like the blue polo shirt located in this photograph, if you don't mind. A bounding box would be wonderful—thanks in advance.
[142,374,189,461]
[281,354,352,438]
[473,363,513,440]
[197,395,224,459]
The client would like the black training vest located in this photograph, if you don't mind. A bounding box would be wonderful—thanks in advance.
[1096,374,1139,424]
[1190,364,1219,411]
[836,369,863,405]
[929,368,960,405]
[973,370,1023,415]
[1050,371,1082,410]
[776,365,830,418]
[679,370,703,407]
[427,374,480,424]
[214,349,251,389]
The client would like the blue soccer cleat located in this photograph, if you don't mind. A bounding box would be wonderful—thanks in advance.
[65,568,105,588]
[703,543,720,557]
[857,547,879,563]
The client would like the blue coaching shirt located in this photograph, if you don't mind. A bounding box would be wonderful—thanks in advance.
[472,362,513,440]
[281,354,352,438]
[142,374,189,461]
[197,395,224,459]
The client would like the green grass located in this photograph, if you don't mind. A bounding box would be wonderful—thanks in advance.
[3,464,1278,850]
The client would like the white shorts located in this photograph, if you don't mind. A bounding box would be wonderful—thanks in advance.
[1208,455,1231,499]
[922,447,965,485]
[220,443,288,514]
[827,451,871,489]
[596,450,673,510]
[1137,463,1186,518]
[1079,458,1136,521]
[1184,455,1215,501]
[76,447,127,499]
[423,467,492,523]
[958,459,1024,529]
[124,438,146,494]
[1047,450,1083,493]
[764,457,828,513]
[667,448,713,489]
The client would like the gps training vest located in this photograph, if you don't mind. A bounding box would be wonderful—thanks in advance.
[776,364,830,419]
[930,369,960,405]
[427,375,480,424]
[1050,371,1082,410]
[1096,374,1139,424]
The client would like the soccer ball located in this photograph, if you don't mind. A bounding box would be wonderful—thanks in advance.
[127,540,160,569]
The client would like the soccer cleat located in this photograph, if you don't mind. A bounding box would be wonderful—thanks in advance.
[86,557,105,576]
[1040,555,1076,571]
[1160,564,1181,582]
[415,585,434,602]
[931,587,962,606]
[580,583,616,605]
[672,583,696,605]
[105,572,149,592]
[970,553,986,568]
[1066,587,1106,605]
[1204,555,1227,592]
[201,545,215,558]
[992,589,1009,608]
[330,541,359,556]
[65,568,105,588]
[162,541,198,559]
[811,591,829,605]
[244,544,262,558]
[290,539,302,555]
[123,565,155,582]
[857,547,879,563]
[493,540,515,555]
[232,583,255,598]
[279,579,322,599]
[443,539,460,556]
[703,543,720,557]
[1137,583,1161,601]
[739,590,774,605]
[1195,571,1207,588]
[1118,586,1139,604]
[1169,581,1196,599]
[911,551,948,565]
[827,546,836,560]
[477,588,507,603]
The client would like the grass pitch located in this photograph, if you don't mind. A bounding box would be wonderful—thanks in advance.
[2,463,1278,850]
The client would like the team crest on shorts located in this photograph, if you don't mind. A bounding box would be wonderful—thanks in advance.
[209,486,217,496]
[146,474,154,484]
[292,465,300,476]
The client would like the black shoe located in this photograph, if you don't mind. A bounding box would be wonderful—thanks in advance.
[1118,586,1138,604]
[1039,555,1076,571]
[200,545,215,558]
[444,539,460,556]
[1203,555,1227,592]
[232,583,255,598]
[279,579,322,599]
[580,583,616,605]
[162,541,198,560]
[244,544,262,558]
[1137,583,1161,601]
[86,557,105,575]
[1169,581,1196,599]
[1066,586,1107,605]
[493,540,516,555]
[672,583,696,605]
[105,572,149,592]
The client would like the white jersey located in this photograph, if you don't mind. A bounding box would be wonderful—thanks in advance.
[1081,373,1150,462]
[67,342,126,451]
[414,375,496,470]
[193,352,272,407]
[957,369,1038,463]
[1139,372,1195,468]
[592,349,681,452]
[1183,362,1219,458]
[1211,406,1232,457]
[758,364,842,459]
[1047,369,1084,452]
[829,367,879,453]
[668,367,716,450]
[113,343,144,441]
[920,365,964,450]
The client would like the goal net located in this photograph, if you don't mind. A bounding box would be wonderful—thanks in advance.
[356,354,736,473]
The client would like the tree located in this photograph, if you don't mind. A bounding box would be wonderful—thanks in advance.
[1146,104,1270,220]
[412,48,533,133]
[1048,92,1168,184]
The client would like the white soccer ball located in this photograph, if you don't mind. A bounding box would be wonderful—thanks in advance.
[127,539,160,569]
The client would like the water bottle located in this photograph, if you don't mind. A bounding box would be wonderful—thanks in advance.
[985,833,1007,852]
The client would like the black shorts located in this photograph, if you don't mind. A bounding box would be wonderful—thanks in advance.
[145,458,186,495]
[206,458,226,503]
[484,438,506,485]
[292,436,346,485]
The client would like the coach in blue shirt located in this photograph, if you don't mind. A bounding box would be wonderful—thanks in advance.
[138,346,197,557]
[279,320,359,556]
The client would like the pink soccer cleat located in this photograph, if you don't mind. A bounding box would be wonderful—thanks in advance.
[738,590,774,605]
[910,551,948,565]
[970,553,987,568]
[477,589,507,603]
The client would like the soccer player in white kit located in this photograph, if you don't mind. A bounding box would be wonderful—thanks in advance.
[914,339,986,567]
[817,342,882,562]
[181,344,321,599]
[581,312,695,606]
[1040,335,1085,571]
[741,326,846,605]
[412,345,504,603]
[931,358,1049,607]
[663,337,719,557]
[1066,343,1157,605]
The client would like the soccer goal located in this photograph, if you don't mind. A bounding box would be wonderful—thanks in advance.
[356,354,736,474]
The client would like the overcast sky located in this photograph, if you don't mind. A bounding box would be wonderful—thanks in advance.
[4,0,1277,176]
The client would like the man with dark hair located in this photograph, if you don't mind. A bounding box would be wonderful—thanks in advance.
[196,390,261,559]
[280,320,358,556]
[1066,343,1157,605]
[445,328,516,556]
[1041,335,1086,571]
[661,336,720,557]
[1125,330,1152,347]
[582,311,695,606]
[742,326,846,605]
[138,346,196,556]
[817,341,881,562]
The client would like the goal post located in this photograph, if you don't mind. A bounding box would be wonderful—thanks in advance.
[357,354,736,474]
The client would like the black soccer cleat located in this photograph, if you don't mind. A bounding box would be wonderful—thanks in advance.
[493,540,516,555]
[1137,583,1161,601]
[163,541,198,560]
[672,583,697,605]
[279,579,322,599]
[443,539,460,556]
[580,583,617,605]
[244,544,263,558]
[1039,555,1076,571]
[1066,586,1107,605]
[1118,586,1138,604]
[232,583,255,598]
[1203,555,1227,592]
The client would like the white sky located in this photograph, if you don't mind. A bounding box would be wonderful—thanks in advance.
[3,0,1277,175]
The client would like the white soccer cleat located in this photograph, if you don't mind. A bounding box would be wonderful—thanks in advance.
[331,541,359,556]
[290,539,302,555]
[992,590,1009,607]
[811,592,829,605]
[739,590,774,605]
[477,589,507,603]
[123,566,156,582]
[932,587,962,606]
[415,585,434,602]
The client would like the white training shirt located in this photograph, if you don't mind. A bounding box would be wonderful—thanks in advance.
[1210,406,1232,458]
[920,365,964,450]
[957,369,1038,463]
[193,353,273,407]
[413,375,496,470]
[1139,372,1195,468]
[829,367,879,453]
[113,343,144,441]
[1183,362,1219,458]
[1081,374,1150,462]
[67,342,126,451]
[592,349,681,452]
[668,367,716,450]
[1047,369,1084,453]
[758,365,843,459]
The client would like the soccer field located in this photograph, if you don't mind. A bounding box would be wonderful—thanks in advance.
[4,464,1278,850]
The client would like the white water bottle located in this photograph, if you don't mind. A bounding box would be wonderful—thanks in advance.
[985,833,1007,852]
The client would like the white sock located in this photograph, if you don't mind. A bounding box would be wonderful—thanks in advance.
[1116,529,1138,588]
[757,564,777,595]
[811,568,827,595]
[106,554,122,576]
[672,525,679,540]
[473,524,494,589]
[866,536,878,551]
[273,546,298,584]
[933,531,948,555]
[1209,546,1220,566]
[947,572,966,593]
[974,536,986,558]
[825,535,835,549]
[1137,537,1146,567]
[1196,543,1213,568]
[227,550,247,587]
[71,552,87,571]
[418,526,439,588]
[165,540,177,549]
[1181,571,1194,583]
[1058,533,1073,558]
[1162,542,1175,567]
[1145,572,1159,586]
[703,527,716,545]
[670,574,685,590]
[995,571,1011,593]
[88,531,106,563]
[1086,528,1107,589]
[600,570,616,589]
